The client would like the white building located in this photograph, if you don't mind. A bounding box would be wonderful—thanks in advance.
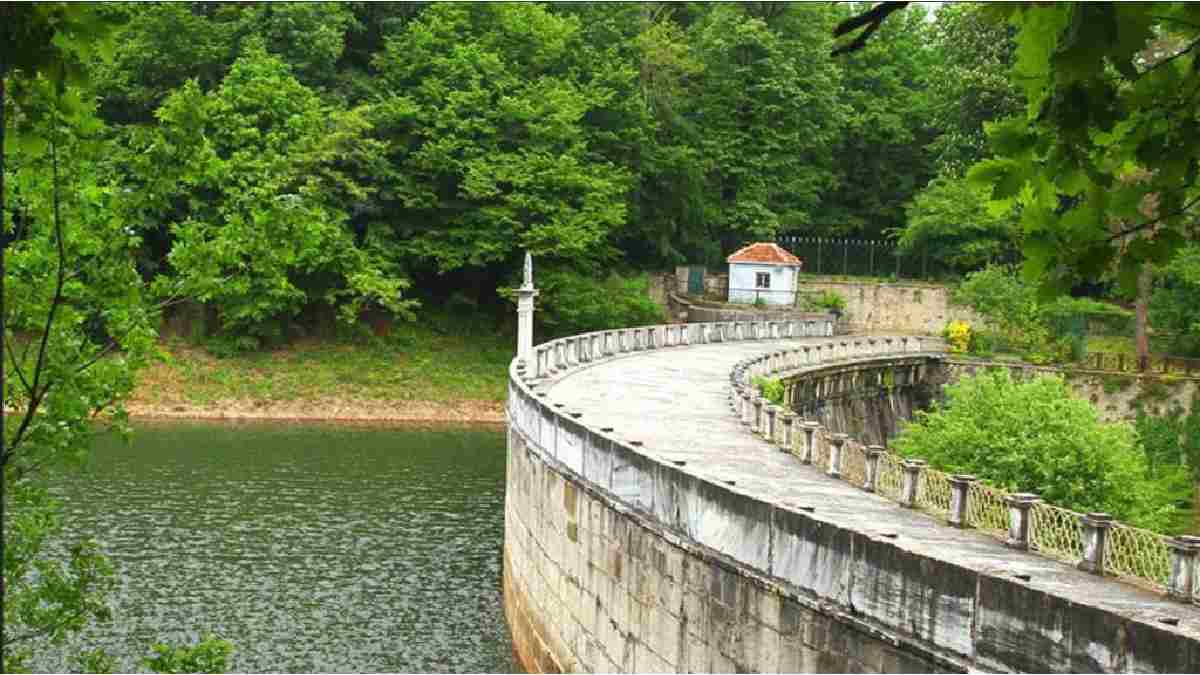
[726,242,802,305]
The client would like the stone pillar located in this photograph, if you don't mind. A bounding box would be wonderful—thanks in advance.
[863,445,885,492]
[827,433,847,479]
[765,404,778,441]
[1078,512,1114,575]
[801,422,819,464]
[753,396,764,434]
[1167,536,1200,602]
[947,474,977,528]
[1004,493,1040,550]
[900,459,926,508]
[742,391,755,426]
[516,251,539,364]
[780,412,795,451]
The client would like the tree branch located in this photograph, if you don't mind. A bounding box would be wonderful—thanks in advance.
[831,2,909,57]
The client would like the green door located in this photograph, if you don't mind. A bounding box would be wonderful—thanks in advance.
[688,266,704,295]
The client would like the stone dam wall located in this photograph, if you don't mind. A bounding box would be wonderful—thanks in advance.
[504,322,1200,673]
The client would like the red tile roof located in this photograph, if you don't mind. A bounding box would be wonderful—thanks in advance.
[726,242,802,266]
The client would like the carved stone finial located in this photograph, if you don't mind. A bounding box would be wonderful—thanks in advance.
[523,251,533,287]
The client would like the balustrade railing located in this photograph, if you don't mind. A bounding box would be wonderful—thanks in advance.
[732,336,1195,600]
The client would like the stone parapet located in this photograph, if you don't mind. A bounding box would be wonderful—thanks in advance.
[506,325,1200,674]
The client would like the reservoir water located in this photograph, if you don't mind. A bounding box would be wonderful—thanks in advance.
[32,421,517,673]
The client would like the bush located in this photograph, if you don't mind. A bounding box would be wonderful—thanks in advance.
[801,290,846,315]
[943,320,971,354]
[892,369,1184,532]
[1151,245,1200,356]
[753,376,785,405]
[515,268,665,338]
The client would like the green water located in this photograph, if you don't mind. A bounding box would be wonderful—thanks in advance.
[32,421,518,673]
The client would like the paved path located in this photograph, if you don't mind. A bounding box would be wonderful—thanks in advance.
[540,337,1200,627]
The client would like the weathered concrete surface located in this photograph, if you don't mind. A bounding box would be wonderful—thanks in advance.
[782,356,944,445]
[505,335,1200,673]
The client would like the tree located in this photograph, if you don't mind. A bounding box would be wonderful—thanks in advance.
[2,6,233,670]
[893,369,1185,532]
[923,2,1023,176]
[898,175,1018,273]
[820,2,936,238]
[966,4,1200,296]
[1150,245,1200,356]
[369,3,632,279]
[687,4,842,243]
[120,43,415,350]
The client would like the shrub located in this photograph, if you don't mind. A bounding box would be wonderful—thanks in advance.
[753,376,785,405]
[515,268,665,338]
[892,369,1184,532]
[944,320,971,354]
[802,290,846,314]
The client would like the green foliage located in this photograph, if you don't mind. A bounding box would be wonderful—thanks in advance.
[800,290,846,315]
[511,268,664,339]
[893,370,1184,531]
[953,266,1044,353]
[123,43,415,349]
[968,4,1200,297]
[369,3,630,276]
[752,376,785,405]
[923,3,1023,175]
[1151,245,1200,356]
[899,174,1017,274]
[143,636,234,674]
[820,2,936,237]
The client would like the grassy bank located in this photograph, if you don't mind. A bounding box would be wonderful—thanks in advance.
[129,322,514,424]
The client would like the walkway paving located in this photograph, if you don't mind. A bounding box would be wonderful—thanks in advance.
[540,337,1200,631]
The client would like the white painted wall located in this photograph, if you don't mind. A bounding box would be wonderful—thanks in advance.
[728,263,797,305]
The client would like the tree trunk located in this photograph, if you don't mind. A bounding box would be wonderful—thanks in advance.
[1136,262,1153,372]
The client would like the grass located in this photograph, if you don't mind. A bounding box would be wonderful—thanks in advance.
[135,321,514,409]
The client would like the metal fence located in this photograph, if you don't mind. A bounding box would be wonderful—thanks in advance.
[774,236,951,280]
[1081,351,1200,375]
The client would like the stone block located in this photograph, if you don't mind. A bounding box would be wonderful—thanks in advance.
[772,507,854,604]
[683,589,710,641]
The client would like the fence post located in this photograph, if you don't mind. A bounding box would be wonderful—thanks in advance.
[1167,536,1200,602]
[741,391,754,426]
[827,433,847,479]
[863,445,885,492]
[1004,493,1040,550]
[900,459,926,507]
[780,412,795,452]
[752,395,764,433]
[1078,512,1114,575]
[800,422,819,464]
[764,404,778,441]
[947,474,977,528]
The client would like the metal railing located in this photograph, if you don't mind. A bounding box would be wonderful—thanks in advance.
[1080,351,1200,375]
[774,236,948,280]
[731,338,1195,600]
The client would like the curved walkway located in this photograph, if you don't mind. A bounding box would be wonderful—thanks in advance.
[536,335,1200,637]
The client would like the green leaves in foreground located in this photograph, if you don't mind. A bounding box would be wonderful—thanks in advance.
[969,3,1200,297]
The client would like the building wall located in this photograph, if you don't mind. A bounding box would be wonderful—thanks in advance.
[728,263,797,305]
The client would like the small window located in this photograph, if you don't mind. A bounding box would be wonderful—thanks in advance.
[755,272,771,289]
